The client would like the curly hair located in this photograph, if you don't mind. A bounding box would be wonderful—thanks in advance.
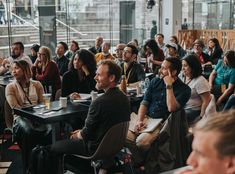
[69,49,97,74]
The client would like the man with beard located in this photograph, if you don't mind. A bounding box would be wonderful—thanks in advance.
[42,60,130,173]
[89,36,103,55]
[192,39,211,67]
[121,44,145,84]
[126,57,191,165]
[0,42,32,75]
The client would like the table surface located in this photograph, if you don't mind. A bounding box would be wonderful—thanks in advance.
[13,101,90,124]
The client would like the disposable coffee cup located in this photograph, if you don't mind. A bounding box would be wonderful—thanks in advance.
[91,91,98,101]
[43,93,51,109]
[59,97,67,108]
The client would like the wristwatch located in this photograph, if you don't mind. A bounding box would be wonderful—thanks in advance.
[166,85,173,89]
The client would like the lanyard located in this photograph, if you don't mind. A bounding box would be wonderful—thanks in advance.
[124,63,134,84]
[18,82,32,105]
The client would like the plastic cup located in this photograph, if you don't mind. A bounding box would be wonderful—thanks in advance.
[43,93,51,109]
[59,97,67,108]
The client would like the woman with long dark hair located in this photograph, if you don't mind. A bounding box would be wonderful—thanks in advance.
[144,39,164,73]
[207,38,223,65]
[61,49,97,99]
[179,54,211,124]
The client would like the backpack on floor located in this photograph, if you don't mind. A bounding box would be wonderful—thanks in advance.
[27,145,59,174]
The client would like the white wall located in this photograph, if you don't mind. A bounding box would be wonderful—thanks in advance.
[160,0,181,43]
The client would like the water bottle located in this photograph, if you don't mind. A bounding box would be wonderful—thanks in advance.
[144,78,150,90]
[120,75,127,94]
[140,80,146,93]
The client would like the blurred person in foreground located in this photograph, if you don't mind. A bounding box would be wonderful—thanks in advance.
[178,109,235,174]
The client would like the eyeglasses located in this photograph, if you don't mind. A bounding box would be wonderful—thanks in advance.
[115,49,124,52]
[194,44,202,48]
[38,53,46,56]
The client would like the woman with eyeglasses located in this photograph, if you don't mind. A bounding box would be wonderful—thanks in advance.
[5,60,51,173]
[32,46,61,100]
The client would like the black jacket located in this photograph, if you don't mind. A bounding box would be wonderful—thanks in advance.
[144,109,190,174]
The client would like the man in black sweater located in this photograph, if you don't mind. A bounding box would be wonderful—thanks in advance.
[50,60,131,172]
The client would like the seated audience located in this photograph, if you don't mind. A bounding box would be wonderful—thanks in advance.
[209,50,235,107]
[53,41,69,76]
[206,38,223,65]
[179,54,211,124]
[29,44,40,64]
[144,39,164,73]
[114,43,126,67]
[126,57,191,165]
[166,42,179,58]
[128,39,139,48]
[32,46,61,100]
[169,35,186,59]
[61,49,97,98]
[95,42,114,63]
[88,36,103,55]
[155,33,167,56]
[39,60,131,173]
[0,41,32,75]
[5,60,51,173]
[65,40,80,59]
[178,110,235,174]
[121,44,145,84]
[192,39,211,66]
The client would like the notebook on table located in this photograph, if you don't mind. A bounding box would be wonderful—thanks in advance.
[129,113,163,133]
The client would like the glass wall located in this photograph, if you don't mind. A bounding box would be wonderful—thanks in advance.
[0,0,159,57]
[182,0,235,30]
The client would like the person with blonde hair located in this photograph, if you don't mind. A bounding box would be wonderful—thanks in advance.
[32,46,61,100]
[178,109,235,174]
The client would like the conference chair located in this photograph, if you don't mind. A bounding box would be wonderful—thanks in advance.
[63,121,129,174]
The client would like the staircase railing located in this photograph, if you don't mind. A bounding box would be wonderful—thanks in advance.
[11,13,87,37]
[11,13,39,30]
[56,19,87,36]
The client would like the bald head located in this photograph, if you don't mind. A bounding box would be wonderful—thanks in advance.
[95,36,103,48]
[102,42,111,54]
[115,43,126,58]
